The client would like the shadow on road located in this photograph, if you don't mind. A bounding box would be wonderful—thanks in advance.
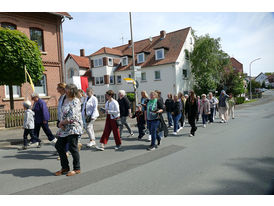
[0,168,53,177]
[3,150,57,160]
[190,157,274,195]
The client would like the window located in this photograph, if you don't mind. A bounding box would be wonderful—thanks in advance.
[97,95,106,104]
[108,58,113,66]
[154,71,161,80]
[141,72,146,81]
[117,75,122,84]
[122,56,128,66]
[34,75,47,96]
[128,74,132,78]
[137,53,145,64]
[30,28,44,51]
[190,37,193,45]
[95,77,100,85]
[69,68,75,78]
[1,22,16,30]
[94,58,103,67]
[100,77,104,84]
[5,85,21,98]
[110,76,115,84]
[183,69,188,79]
[155,49,164,60]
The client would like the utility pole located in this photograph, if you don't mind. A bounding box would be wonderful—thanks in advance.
[129,12,138,111]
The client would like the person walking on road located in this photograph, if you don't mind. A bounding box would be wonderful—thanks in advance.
[118,90,133,138]
[165,93,174,128]
[21,100,38,150]
[31,93,57,147]
[196,96,201,122]
[140,90,150,142]
[97,90,122,151]
[145,91,164,151]
[55,84,83,176]
[178,92,186,130]
[132,104,146,140]
[199,94,210,128]
[82,88,99,148]
[185,91,198,137]
[228,93,236,120]
[218,90,229,123]
[208,92,218,123]
[171,95,182,135]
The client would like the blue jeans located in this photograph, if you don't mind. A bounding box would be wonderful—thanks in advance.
[166,112,173,127]
[147,119,161,147]
[202,113,208,124]
[173,113,182,132]
[209,108,215,122]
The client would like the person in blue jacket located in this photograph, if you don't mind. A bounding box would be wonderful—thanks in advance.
[31,93,57,147]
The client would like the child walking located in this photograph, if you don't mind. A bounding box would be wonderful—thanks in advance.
[132,105,146,140]
[21,100,38,150]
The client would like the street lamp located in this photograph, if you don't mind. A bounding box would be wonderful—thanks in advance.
[249,58,261,100]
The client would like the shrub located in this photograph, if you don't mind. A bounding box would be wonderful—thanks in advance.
[235,97,245,104]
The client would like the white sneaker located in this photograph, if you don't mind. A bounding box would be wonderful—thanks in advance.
[183,122,185,127]
[114,145,122,150]
[220,120,224,123]
[170,126,174,129]
[28,142,39,148]
[87,141,96,148]
[148,135,151,141]
[172,132,177,135]
[177,127,183,132]
[96,144,105,151]
[189,133,193,137]
[203,124,206,128]
[50,138,57,145]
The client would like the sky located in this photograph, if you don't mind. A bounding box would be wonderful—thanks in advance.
[62,12,274,77]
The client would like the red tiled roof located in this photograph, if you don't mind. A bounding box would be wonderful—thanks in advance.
[51,12,73,19]
[90,47,123,57]
[65,54,90,69]
[112,27,191,71]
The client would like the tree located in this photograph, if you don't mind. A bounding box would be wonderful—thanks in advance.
[0,28,44,110]
[189,34,230,95]
[247,80,261,94]
[221,68,245,96]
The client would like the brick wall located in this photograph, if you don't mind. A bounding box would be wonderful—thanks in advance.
[0,12,63,110]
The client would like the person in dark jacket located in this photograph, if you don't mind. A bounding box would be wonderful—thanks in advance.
[118,90,133,138]
[31,93,57,146]
[165,93,174,128]
[132,104,146,140]
[171,95,182,135]
[155,90,165,139]
[185,91,198,137]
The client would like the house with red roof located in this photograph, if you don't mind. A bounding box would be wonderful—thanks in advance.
[80,27,195,104]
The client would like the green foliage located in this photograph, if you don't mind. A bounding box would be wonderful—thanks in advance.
[235,97,245,104]
[127,93,135,102]
[189,34,230,96]
[221,69,245,96]
[247,80,261,93]
[0,28,44,86]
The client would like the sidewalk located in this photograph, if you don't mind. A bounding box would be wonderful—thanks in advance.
[0,118,138,148]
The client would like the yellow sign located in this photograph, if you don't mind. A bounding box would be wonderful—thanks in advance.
[123,78,136,85]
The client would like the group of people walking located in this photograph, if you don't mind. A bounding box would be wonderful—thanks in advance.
[21,82,236,176]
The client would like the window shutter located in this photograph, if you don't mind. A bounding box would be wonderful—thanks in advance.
[104,75,110,84]
[103,57,108,66]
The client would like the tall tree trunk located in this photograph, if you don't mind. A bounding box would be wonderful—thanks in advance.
[8,84,14,110]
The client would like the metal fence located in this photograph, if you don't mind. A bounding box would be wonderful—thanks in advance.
[4,107,58,128]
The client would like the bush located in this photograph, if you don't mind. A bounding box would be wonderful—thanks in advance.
[127,93,135,102]
[235,97,245,104]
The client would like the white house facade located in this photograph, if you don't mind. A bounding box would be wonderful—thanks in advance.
[87,27,194,104]
[255,72,270,86]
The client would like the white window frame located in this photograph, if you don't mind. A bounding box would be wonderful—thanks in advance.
[155,48,165,60]
[108,58,113,66]
[34,75,47,96]
[69,68,75,78]
[117,75,122,84]
[5,85,21,98]
[94,58,103,67]
[137,53,145,64]
[95,77,100,85]
[122,56,128,66]
[99,76,104,85]
[141,72,146,81]
[110,75,115,85]
[154,71,161,80]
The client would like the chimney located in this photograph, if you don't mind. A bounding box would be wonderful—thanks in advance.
[160,30,166,39]
[80,49,85,57]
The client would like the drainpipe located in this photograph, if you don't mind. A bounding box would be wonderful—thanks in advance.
[60,17,65,83]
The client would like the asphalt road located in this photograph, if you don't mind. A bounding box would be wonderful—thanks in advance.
[0,91,274,195]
